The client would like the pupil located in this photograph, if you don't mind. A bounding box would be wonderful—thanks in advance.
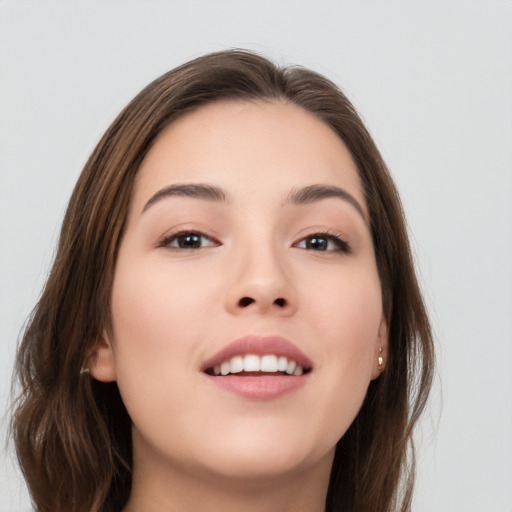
[308,237,327,250]
[179,234,201,248]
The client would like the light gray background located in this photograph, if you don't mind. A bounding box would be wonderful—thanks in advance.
[1,1,511,511]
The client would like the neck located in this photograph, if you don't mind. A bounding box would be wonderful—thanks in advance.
[123,441,333,512]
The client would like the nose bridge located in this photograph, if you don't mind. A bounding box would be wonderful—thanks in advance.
[241,242,286,289]
[225,227,296,315]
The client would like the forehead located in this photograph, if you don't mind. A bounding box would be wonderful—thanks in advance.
[132,100,366,212]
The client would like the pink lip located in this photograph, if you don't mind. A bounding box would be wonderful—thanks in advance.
[206,374,309,400]
[201,335,313,372]
[201,335,313,401]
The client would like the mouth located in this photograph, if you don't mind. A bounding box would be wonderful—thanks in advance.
[204,354,311,377]
[202,336,312,400]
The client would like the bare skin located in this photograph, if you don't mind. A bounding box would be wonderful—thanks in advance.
[124,438,333,512]
[90,100,387,512]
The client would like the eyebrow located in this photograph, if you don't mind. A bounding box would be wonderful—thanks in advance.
[142,183,228,213]
[142,182,366,222]
[287,184,367,222]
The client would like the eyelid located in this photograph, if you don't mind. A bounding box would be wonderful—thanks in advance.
[293,230,351,254]
[157,229,221,250]
[155,226,350,253]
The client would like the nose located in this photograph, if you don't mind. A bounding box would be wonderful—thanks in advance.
[224,245,297,317]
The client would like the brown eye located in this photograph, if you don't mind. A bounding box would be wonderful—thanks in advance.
[305,236,329,251]
[162,231,219,250]
[295,233,350,253]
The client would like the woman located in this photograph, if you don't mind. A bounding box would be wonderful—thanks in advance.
[11,50,434,512]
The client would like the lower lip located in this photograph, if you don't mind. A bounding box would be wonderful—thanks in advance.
[205,374,309,400]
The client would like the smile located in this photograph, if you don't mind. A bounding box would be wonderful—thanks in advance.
[206,354,308,376]
[202,335,313,400]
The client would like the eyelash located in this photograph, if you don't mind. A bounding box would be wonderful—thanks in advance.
[158,230,220,250]
[158,230,350,254]
[293,231,351,254]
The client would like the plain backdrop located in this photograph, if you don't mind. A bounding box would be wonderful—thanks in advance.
[1,1,511,511]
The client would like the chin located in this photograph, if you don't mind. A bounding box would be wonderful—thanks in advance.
[191,427,335,482]
[200,449,323,482]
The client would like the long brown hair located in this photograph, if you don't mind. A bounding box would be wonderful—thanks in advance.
[11,50,434,512]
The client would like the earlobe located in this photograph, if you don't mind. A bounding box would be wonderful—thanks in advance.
[87,332,117,382]
[371,317,388,380]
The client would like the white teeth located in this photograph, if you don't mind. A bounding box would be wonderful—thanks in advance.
[285,360,297,375]
[230,355,244,374]
[260,355,278,372]
[243,354,261,372]
[210,354,308,376]
[220,361,230,376]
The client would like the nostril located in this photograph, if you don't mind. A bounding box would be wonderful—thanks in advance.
[239,297,255,307]
[274,298,286,307]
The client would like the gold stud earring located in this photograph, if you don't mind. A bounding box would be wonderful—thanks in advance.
[80,366,90,375]
[377,346,384,371]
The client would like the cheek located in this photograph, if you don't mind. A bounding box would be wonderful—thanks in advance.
[302,260,383,349]
[111,255,217,346]
[108,255,215,404]
[326,274,382,379]
[298,263,382,435]
[107,256,222,459]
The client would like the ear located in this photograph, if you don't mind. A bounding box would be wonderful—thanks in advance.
[370,316,388,380]
[87,331,117,382]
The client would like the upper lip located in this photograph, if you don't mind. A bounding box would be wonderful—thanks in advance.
[201,335,313,372]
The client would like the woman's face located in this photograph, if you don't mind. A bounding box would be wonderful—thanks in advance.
[92,100,387,482]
